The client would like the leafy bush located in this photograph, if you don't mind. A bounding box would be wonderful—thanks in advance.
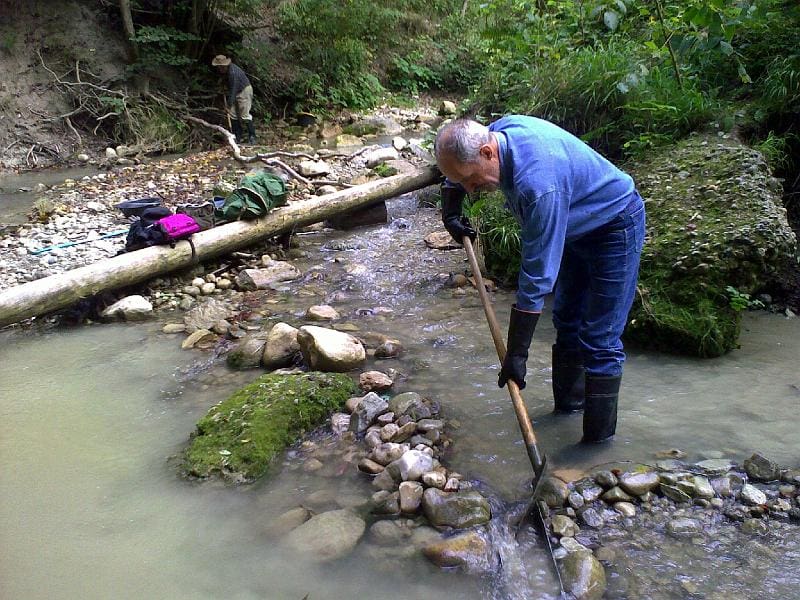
[129,25,199,70]
[466,192,521,285]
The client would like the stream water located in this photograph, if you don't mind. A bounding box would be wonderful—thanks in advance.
[1,196,799,599]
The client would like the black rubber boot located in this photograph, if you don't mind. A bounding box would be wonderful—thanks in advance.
[246,120,256,144]
[232,119,243,143]
[582,375,621,443]
[552,344,585,413]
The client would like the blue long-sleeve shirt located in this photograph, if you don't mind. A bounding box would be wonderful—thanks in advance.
[447,115,635,312]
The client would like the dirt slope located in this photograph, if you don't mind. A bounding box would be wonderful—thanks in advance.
[0,0,127,171]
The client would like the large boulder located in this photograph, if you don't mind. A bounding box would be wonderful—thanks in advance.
[297,325,366,372]
[561,550,607,600]
[183,297,231,333]
[625,135,796,356]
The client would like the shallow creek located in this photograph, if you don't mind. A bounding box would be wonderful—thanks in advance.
[1,198,799,599]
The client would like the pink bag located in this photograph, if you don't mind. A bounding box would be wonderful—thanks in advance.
[156,213,200,242]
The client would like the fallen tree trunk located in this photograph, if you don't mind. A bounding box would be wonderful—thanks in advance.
[0,165,440,328]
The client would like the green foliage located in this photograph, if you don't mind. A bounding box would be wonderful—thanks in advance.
[757,55,800,114]
[277,0,399,109]
[389,52,440,95]
[627,287,741,357]
[754,131,798,171]
[372,163,398,177]
[0,30,16,53]
[466,192,521,285]
[130,25,199,69]
[725,286,765,311]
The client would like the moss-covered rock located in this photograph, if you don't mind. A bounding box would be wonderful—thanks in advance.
[626,135,796,356]
[183,372,357,483]
[473,135,797,357]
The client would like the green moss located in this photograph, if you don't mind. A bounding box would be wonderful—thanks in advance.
[626,288,741,358]
[183,372,356,482]
[372,163,398,177]
[342,122,382,136]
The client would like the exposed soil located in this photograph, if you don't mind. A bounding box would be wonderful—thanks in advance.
[0,0,128,171]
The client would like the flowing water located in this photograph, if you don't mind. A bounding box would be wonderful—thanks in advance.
[1,196,799,599]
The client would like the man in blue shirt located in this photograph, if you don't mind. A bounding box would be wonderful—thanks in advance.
[435,116,645,443]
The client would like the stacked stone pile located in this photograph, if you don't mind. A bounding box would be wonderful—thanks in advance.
[537,452,800,562]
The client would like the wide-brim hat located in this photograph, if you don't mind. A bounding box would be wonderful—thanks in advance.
[212,55,231,66]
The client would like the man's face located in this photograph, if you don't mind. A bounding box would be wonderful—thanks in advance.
[437,140,500,194]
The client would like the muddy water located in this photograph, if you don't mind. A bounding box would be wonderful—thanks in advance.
[1,200,799,599]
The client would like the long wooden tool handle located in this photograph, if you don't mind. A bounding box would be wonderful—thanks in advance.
[223,96,232,130]
[463,236,545,480]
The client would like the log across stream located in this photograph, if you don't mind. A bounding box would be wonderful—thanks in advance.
[0,165,440,328]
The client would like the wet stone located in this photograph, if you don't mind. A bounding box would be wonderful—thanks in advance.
[576,480,604,503]
[666,517,703,538]
[614,502,637,518]
[618,471,660,496]
[740,484,767,506]
[601,486,632,503]
[552,515,578,537]
[711,476,733,497]
[660,483,692,503]
[579,507,605,528]
[538,476,570,508]
[677,480,697,497]
[561,549,607,600]
[743,453,781,482]
[781,469,800,485]
[358,457,384,474]
[568,491,585,510]
[695,458,735,475]
[376,412,395,426]
[560,536,588,554]
[741,518,769,535]
[595,471,618,489]
[692,476,715,499]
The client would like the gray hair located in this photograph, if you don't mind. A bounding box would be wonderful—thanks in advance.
[434,118,491,164]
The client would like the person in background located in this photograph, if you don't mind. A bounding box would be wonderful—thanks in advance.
[212,54,256,144]
[435,116,645,443]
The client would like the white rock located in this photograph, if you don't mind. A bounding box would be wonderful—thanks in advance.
[298,159,331,177]
[101,295,153,321]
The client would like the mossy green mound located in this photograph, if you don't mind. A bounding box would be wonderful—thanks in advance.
[183,372,356,482]
[627,135,796,357]
[472,135,796,357]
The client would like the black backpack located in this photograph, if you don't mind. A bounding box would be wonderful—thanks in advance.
[124,206,173,252]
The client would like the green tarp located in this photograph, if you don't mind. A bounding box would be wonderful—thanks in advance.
[216,172,288,221]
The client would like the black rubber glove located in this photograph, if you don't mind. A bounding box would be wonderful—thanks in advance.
[441,185,476,243]
[498,305,540,390]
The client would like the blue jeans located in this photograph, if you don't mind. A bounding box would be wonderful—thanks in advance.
[552,191,646,377]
